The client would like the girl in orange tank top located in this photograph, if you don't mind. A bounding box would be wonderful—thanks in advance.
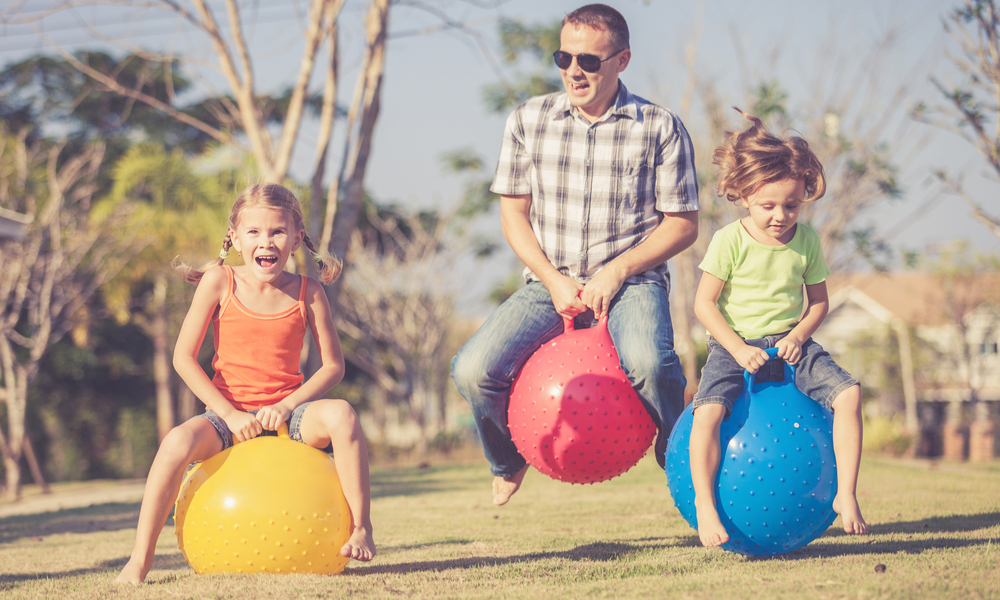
[116,184,375,585]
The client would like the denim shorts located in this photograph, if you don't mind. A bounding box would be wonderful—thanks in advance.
[692,332,858,415]
[196,400,333,453]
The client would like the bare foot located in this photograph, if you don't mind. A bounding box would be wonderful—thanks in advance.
[694,500,730,547]
[113,557,148,585]
[340,524,376,561]
[832,493,869,535]
[492,465,529,506]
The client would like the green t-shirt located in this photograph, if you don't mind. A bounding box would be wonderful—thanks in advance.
[698,220,830,339]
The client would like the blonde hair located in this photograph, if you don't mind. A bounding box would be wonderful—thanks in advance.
[175,183,342,285]
[713,107,826,204]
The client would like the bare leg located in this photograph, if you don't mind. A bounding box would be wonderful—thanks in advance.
[492,464,529,506]
[829,384,869,535]
[114,418,223,584]
[300,399,375,561]
[689,403,729,547]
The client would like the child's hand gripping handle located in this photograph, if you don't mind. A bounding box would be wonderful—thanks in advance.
[743,347,797,395]
[232,422,290,445]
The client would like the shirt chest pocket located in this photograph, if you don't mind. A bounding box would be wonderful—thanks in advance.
[601,149,651,212]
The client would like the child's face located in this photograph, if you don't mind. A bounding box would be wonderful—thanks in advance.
[740,179,806,245]
[230,207,304,284]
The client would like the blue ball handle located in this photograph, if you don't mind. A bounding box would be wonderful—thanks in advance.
[744,347,796,395]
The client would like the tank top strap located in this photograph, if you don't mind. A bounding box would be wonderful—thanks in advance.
[219,265,236,316]
[297,274,308,323]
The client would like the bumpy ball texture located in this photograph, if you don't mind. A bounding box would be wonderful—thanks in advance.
[174,425,352,574]
[509,317,656,484]
[665,349,838,556]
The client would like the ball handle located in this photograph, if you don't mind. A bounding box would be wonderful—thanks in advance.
[743,347,797,395]
[232,421,291,445]
[561,313,610,334]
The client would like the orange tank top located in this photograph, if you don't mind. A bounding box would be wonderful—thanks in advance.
[211,266,307,410]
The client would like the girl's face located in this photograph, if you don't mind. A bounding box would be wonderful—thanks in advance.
[230,207,304,284]
[740,178,806,246]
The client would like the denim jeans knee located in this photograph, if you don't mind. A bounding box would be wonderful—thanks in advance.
[606,283,686,467]
[451,282,565,477]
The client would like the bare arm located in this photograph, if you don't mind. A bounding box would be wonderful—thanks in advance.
[693,271,769,374]
[775,281,829,364]
[582,210,698,317]
[172,267,262,441]
[500,193,586,317]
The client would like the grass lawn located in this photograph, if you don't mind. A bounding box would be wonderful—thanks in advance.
[1,453,998,599]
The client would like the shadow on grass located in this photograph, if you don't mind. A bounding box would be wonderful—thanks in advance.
[342,540,677,575]
[782,535,996,560]
[823,511,1000,537]
[0,553,189,589]
[0,502,142,544]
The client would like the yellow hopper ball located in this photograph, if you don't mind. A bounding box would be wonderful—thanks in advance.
[174,423,352,575]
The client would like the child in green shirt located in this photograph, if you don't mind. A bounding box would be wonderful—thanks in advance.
[690,108,869,547]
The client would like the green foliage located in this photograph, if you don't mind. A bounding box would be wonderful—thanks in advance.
[482,19,563,113]
[863,414,914,456]
[27,317,156,481]
[497,19,562,64]
[847,226,895,272]
[750,80,790,124]
[489,272,524,307]
[483,73,562,114]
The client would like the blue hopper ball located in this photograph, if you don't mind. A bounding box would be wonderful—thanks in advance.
[665,348,838,556]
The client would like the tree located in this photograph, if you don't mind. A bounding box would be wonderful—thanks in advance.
[0,123,147,500]
[915,0,1000,239]
[5,0,391,312]
[335,152,495,453]
[103,143,234,441]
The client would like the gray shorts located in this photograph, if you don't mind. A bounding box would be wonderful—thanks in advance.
[196,400,333,453]
[692,331,858,416]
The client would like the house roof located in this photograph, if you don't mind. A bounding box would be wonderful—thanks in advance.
[827,272,1000,327]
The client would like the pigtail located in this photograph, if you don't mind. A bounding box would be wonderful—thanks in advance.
[302,233,342,285]
[174,233,234,284]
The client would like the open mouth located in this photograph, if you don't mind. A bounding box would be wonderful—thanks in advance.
[256,255,278,267]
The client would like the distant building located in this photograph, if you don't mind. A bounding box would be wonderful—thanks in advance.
[817,273,999,459]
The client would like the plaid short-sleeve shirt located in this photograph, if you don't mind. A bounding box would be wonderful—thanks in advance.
[490,83,700,292]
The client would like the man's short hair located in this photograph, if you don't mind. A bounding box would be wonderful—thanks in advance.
[563,4,630,51]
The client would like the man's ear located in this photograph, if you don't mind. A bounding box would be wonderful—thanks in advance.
[615,48,631,74]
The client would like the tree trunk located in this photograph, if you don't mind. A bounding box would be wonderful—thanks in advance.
[324,0,389,311]
[670,253,699,401]
[22,435,50,494]
[153,272,175,441]
[177,383,199,423]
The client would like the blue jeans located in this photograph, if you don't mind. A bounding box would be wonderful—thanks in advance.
[451,281,686,477]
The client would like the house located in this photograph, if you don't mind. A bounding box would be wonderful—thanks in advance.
[816,273,1000,460]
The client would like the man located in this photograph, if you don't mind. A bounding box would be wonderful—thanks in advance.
[451,3,699,505]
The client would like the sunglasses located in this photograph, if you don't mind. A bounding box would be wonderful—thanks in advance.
[552,49,624,73]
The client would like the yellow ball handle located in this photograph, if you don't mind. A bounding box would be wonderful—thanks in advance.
[231,420,291,445]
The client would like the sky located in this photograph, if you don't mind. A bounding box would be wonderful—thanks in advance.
[2,0,999,314]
